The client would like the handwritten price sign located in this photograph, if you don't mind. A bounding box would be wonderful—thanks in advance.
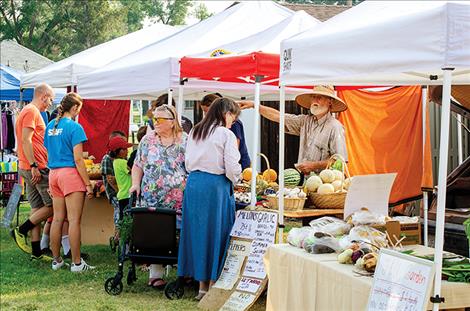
[367,249,435,311]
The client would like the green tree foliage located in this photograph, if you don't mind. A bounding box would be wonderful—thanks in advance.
[0,0,192,61]
[192,3,213,22]
[141,0,193,26]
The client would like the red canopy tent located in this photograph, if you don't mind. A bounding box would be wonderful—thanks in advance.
[180,52,280,85]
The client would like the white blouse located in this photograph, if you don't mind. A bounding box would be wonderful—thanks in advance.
[185,126,242,184]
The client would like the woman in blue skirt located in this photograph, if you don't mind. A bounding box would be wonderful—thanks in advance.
[178,98,242,300]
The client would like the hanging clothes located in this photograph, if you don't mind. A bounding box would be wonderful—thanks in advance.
[6,112,15,150]
[1,112,7,150]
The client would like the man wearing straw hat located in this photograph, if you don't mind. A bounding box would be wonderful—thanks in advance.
[240,85,348,174]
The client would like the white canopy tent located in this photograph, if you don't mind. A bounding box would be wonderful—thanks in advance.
[77,1,295,100]
[179,10,320,206]
[279,1,470,310]
[21,23,179,88]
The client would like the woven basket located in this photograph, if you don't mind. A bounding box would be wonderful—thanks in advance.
[308,154,350,209]
[240,153,277,195]
[266,195,306,211]
[309,191,346,209]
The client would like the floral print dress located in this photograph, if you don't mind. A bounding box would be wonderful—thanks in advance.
[134,131,187,221]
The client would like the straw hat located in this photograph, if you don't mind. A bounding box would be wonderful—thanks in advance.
[295,85,347,113]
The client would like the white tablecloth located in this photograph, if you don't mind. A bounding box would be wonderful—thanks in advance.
[264,244,470,311]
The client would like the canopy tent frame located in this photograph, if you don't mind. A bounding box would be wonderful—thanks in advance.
[278,70,454,308]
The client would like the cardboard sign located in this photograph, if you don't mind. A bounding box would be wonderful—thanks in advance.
[1,183,22,228]
[219,292,257,311]
[368,249,435,311]
[213,240,252,291]
[199,210,278,311]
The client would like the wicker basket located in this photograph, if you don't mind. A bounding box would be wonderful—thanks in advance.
[239,153,277,195]
[266,195,306,211]
[308,154,350,209]
[309,191,346,209]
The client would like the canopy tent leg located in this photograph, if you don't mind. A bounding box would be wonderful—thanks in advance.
[422,87,429,247]
[432,68,454,311]
[250,77,262,207]
[278,85,286,242]
[423,191,429,247]
[177,83,184,124]
[167,88,173,106]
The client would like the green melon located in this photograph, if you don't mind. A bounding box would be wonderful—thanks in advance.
[284,168,301,187]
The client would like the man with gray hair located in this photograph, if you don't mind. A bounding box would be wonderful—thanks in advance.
[11,83,55,261]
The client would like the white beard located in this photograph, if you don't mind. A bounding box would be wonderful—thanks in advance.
[310,105,328,116]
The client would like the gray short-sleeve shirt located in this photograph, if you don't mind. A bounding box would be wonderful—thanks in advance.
[284,112,347,164]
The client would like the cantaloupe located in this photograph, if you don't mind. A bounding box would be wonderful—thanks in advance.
[305,175,323,193]
[319,169,335,183]
[317,183,335,194]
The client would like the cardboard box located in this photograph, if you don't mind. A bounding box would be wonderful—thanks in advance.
[373,221,422,246]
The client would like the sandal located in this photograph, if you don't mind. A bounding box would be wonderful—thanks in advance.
[195,290,207,301]
[148,278,167,290]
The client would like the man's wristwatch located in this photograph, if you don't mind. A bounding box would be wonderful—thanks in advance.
[30,162,38,168]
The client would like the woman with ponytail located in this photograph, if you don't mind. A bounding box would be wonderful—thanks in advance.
[44,92,95,272]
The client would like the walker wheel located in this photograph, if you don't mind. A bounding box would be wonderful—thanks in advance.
[164,281,184,300]
[105,277,123,295]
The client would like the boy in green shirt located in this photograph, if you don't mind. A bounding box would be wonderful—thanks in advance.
[108,137,133,214]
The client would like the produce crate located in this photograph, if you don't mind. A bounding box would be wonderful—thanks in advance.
[372,221,422,246]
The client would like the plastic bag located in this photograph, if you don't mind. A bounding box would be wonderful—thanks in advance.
[350,208,386,226]
[303,232,341,254]
[287,227,313,248]
[348,225,388,249]
[309,216,351,236]
[392,216,419,224]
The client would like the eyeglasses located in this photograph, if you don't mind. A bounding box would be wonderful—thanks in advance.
[153,117,174,124]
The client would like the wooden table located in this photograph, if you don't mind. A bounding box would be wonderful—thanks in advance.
[283,208,344,225]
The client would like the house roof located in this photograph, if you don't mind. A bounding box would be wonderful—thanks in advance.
[282,3,352,22]
[0,40,53,73]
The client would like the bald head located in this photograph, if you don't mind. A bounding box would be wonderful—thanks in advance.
[33,83,54,111]
[34,83,54,98]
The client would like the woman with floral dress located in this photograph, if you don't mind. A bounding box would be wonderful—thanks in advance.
[129,104,187,289]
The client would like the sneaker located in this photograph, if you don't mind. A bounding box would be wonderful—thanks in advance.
[52,258,67,271]
[31,254,53,262]
[70,258,95,273]
[10,227,32,254]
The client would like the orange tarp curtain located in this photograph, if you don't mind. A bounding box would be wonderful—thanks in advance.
[338,86,433,204]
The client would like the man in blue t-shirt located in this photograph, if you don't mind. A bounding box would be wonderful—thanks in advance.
[200,93,251,169]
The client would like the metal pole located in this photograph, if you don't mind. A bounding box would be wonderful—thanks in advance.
[250,77,262,207]
[422,87,428,247]
[167,88,173,106]
[423,192,429,247]
[432,68,454,311]
[457,114,463,164]
[278,85,286,242]
[177,83,184,124]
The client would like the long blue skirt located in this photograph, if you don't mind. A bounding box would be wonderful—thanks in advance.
[177,171,235,281]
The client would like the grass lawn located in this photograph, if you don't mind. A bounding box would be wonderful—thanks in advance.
[1,204,271,311]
